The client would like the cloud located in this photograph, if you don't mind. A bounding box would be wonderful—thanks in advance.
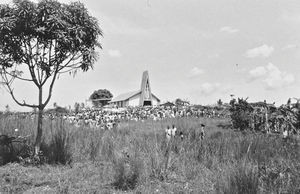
[220,26,239,34]
[281,12,300,23]
[282,44,298,50]
[208,53,220,59]
[192,83,233,97]
[248,63,295,90]
[107,49,122,58]
[249,66,267,80]
[245,44,274,58]
[197,83,221,95]
[187,67,204,78]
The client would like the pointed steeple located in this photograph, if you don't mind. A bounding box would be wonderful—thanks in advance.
[139,71,152,106]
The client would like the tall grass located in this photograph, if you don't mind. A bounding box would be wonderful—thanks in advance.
[0,116,299,193]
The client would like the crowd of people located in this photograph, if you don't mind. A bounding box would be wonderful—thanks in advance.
[59,105,226,129]
[0,104,227,130]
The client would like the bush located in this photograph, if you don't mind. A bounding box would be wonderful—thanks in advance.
[229,98,253,131]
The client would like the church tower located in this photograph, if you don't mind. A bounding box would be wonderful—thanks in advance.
[139,71,152,106]
[110,70,160,107]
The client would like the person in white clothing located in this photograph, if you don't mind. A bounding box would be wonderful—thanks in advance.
[283,129,288,140]
[171,124,177,137]
[165,125,172,142]
[200,124,205,140]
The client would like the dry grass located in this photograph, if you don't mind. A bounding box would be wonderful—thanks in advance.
[0,116,299,193]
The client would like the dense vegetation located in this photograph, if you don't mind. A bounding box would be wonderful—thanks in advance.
[229,98,300,134]
[0,116,299,193]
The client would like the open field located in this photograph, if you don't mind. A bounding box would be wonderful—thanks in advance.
[0,116,299,193]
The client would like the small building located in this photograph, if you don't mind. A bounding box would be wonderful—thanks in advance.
[110,71,160,107]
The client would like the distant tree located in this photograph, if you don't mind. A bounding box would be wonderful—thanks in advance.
[74,102,80,113]
[217,99,223,106]
[46,105,68,114]
[229,98,253,131]
[80,102,85,110]
[53,102,57,108]
[175,98,182,106]
[89,89,113,107]
[0,0,102,155]
[175,98,189,106]
[4,104,10,113]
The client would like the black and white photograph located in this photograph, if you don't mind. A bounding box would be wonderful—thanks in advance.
[0,0,300,193]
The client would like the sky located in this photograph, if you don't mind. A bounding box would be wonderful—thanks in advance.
[1,0,300,111]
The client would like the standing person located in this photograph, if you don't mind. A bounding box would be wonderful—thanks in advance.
[179,131,184,140]
[165,125,172,142]
[171,124,177,137]
[200,124,205,140]
[283,129,288,141]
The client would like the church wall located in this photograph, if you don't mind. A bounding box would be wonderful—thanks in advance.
[124,100,129,107]
[128,95,140,106]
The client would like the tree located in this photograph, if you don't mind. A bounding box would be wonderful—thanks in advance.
[0,0,102,155]
[217,99,223,106]
[89,89,113,107]
[4,104,10,113]
[229,98,253,131]
[74,102,80,113]
[175,98,189,106]
[80,102,85,110]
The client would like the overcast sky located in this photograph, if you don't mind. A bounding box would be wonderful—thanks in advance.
[1,0,300,111]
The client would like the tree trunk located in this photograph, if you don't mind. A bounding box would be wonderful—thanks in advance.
[35,87,43,155]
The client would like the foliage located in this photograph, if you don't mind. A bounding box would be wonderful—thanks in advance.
[229,97,300,133]
[0,0,102,101]
[45,106,69,114]
[74,102,80,113]
[217,99,223,106]
[229,98,253,131]
[0,134,45,166]
[175,98,189,106]
[89,89,113,107]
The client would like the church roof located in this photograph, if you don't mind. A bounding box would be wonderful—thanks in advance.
[110,90,141,102]
[151,93,160,102]
[110,90,160,103]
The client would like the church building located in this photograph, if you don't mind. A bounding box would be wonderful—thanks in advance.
[110,71,160,107]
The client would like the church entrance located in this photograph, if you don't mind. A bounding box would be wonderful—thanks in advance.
[143,101,152,106]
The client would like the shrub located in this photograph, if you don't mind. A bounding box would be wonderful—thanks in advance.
[229,98,253,131]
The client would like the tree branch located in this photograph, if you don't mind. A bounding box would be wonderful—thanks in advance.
[42,65,59,108]
[0,72,38,108]
[2,68,33,82]
[23,38,40,87]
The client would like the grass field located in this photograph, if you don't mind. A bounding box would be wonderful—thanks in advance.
[0,116,299,193]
